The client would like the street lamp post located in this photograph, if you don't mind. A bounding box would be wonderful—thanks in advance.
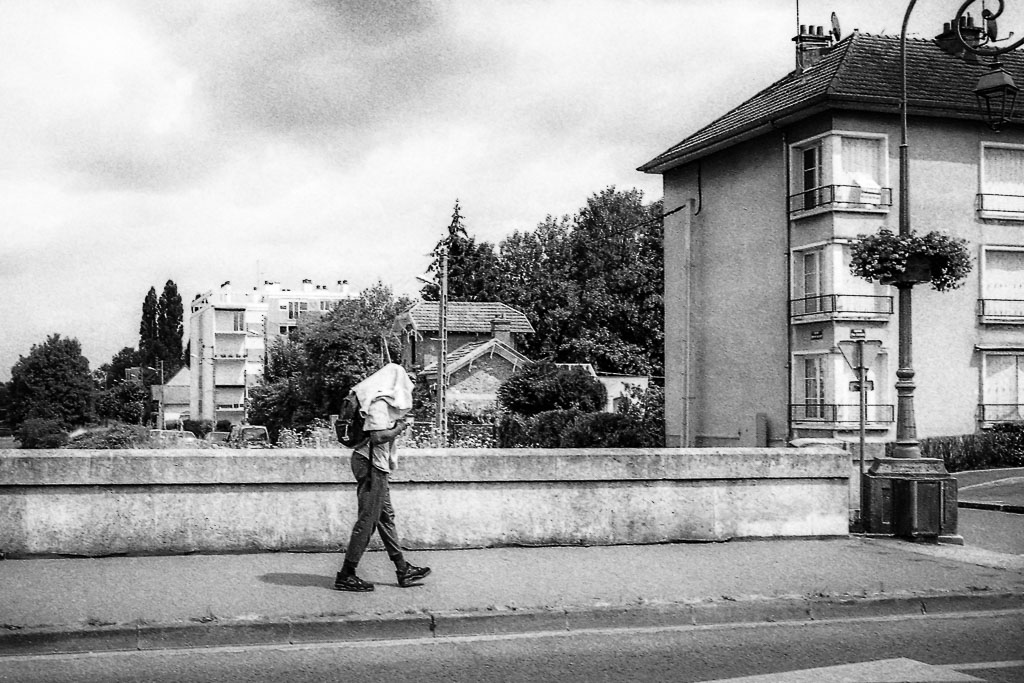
[865,0,1021,541]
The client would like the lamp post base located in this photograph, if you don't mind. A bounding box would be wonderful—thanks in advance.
[862,457,960,543]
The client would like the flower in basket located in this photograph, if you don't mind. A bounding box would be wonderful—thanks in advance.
[849,228,972,291]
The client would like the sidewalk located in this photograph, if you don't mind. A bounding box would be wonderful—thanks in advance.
[956,467,1024,514]
[2,530,1023,657]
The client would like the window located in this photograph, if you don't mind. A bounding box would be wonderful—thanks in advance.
[319,300,334,311]
[287,301,308,320]
[801,145,821,211]
[232,311,244,332]
[837,136,883,205]
[982,353,1024,422]
[981,248,1024,321]
[802,355,827,419]
[790,133,891,214]
[980,144,1024,219]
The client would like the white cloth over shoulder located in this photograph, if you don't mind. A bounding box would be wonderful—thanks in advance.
[351,363,414,472]
[352,363,414,429]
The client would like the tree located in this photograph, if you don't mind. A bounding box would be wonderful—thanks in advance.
[7,334,94,428]
[157,280,184,371]
[497,363,607,416]
[98,347,142,389]
[422,201,502,302]
[495,187,663,375]
[139,286,160,370]
[95,380,148,424]
[248,283,408,438]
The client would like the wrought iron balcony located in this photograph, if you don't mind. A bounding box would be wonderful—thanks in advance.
[790,403,895,424]
[978,404,1024,423]
[790,294,893,319]
[976,193,1024,219]
[789,184,893,214]
[978,299,1024,322]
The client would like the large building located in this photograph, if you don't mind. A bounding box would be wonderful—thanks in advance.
[188,279,356,425]
[640,23,1024,450]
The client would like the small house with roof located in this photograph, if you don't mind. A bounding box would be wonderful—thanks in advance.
[397,301,536,411]
[640,19,1024,449]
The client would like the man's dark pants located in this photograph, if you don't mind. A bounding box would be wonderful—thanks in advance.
[344,452,404,567]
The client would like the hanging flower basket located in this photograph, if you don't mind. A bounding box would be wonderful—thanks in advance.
[850,229,972,292]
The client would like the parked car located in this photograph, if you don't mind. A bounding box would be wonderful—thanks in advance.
[229,425,271,448]
[204,431,231,447]
[148,429,199,448]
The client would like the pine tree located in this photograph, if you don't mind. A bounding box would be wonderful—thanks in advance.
[157,280,184,371]
[139,287,160,371]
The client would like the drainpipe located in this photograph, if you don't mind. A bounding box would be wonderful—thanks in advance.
[783,128,794,444]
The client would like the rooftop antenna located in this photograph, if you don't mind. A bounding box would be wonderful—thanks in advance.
[831,11,842,41]
[795,0,801,69]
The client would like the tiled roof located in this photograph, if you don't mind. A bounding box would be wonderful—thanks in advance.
[640,32,1024,173]
[408,301,535,334]
[421,338,533,375]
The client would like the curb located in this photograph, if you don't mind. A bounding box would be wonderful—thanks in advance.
[3,591,1023,658]
[959,501,1024,514]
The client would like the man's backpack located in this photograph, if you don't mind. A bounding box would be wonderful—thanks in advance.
[335,393,368,447]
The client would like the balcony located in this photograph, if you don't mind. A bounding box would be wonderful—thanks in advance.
[978,299,1024,323]
[791,403,895,425]
[216,403,245,412]
[978,404,1024,424]
[790,294,893,321]
[213,352,247,360]
[977,193,1024,220]
[789,185,893,216]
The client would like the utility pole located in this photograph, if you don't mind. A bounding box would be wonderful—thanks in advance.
[437,247,448,447]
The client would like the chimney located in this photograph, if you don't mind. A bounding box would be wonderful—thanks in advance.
[338,279,351,297]
[491,317,512,347]
[302,278,313,293]
[793,24,833,71]
[934,14,982,62]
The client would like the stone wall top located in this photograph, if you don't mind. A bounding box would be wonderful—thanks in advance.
[0,447,848,487]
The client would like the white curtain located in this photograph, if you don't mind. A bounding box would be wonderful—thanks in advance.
[984,147,1024,215]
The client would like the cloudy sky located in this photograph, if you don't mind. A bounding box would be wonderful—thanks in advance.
[0,0,983,379]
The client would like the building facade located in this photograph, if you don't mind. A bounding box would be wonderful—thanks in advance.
[641,26,1024,449]
[188,279,356,425]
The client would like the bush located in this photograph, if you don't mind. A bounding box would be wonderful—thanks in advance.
[885,427,1024,472]
[561,412,647,448]
[215,419,233,433]
[498,364,607,416]
[183,419,214,439]
[17,418,68,449]
[495,409,655,448]
[65,423,149,449]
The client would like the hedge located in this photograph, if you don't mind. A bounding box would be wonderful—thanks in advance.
[885,423,1024,472]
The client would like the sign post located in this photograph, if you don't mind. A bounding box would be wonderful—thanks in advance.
[838,331,883,478]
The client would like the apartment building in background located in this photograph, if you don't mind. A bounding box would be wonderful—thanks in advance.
[640,23,1024,449]
[188,279,356,425]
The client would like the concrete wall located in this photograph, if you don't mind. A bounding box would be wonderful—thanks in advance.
[663,132,792,448]
[0,447,848,558]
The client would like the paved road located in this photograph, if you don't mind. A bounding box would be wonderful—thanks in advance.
[2,610,1022,682]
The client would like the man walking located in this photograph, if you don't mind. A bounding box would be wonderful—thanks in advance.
[335,364,431,592]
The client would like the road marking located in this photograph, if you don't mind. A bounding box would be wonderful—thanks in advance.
[940,659,1024,671]
[704,657,983,682]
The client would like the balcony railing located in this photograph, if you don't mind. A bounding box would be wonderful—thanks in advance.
[790,294,893,319]
[976,193,1024,219]
[791,404,895,424]
[789,185,893,214]
[978,404,1024,423]
[216,403,245,411]
[978,299,1024,321]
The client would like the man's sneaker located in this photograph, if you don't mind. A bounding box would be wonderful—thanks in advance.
[334,572,374,592]
[397,563,431,587]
